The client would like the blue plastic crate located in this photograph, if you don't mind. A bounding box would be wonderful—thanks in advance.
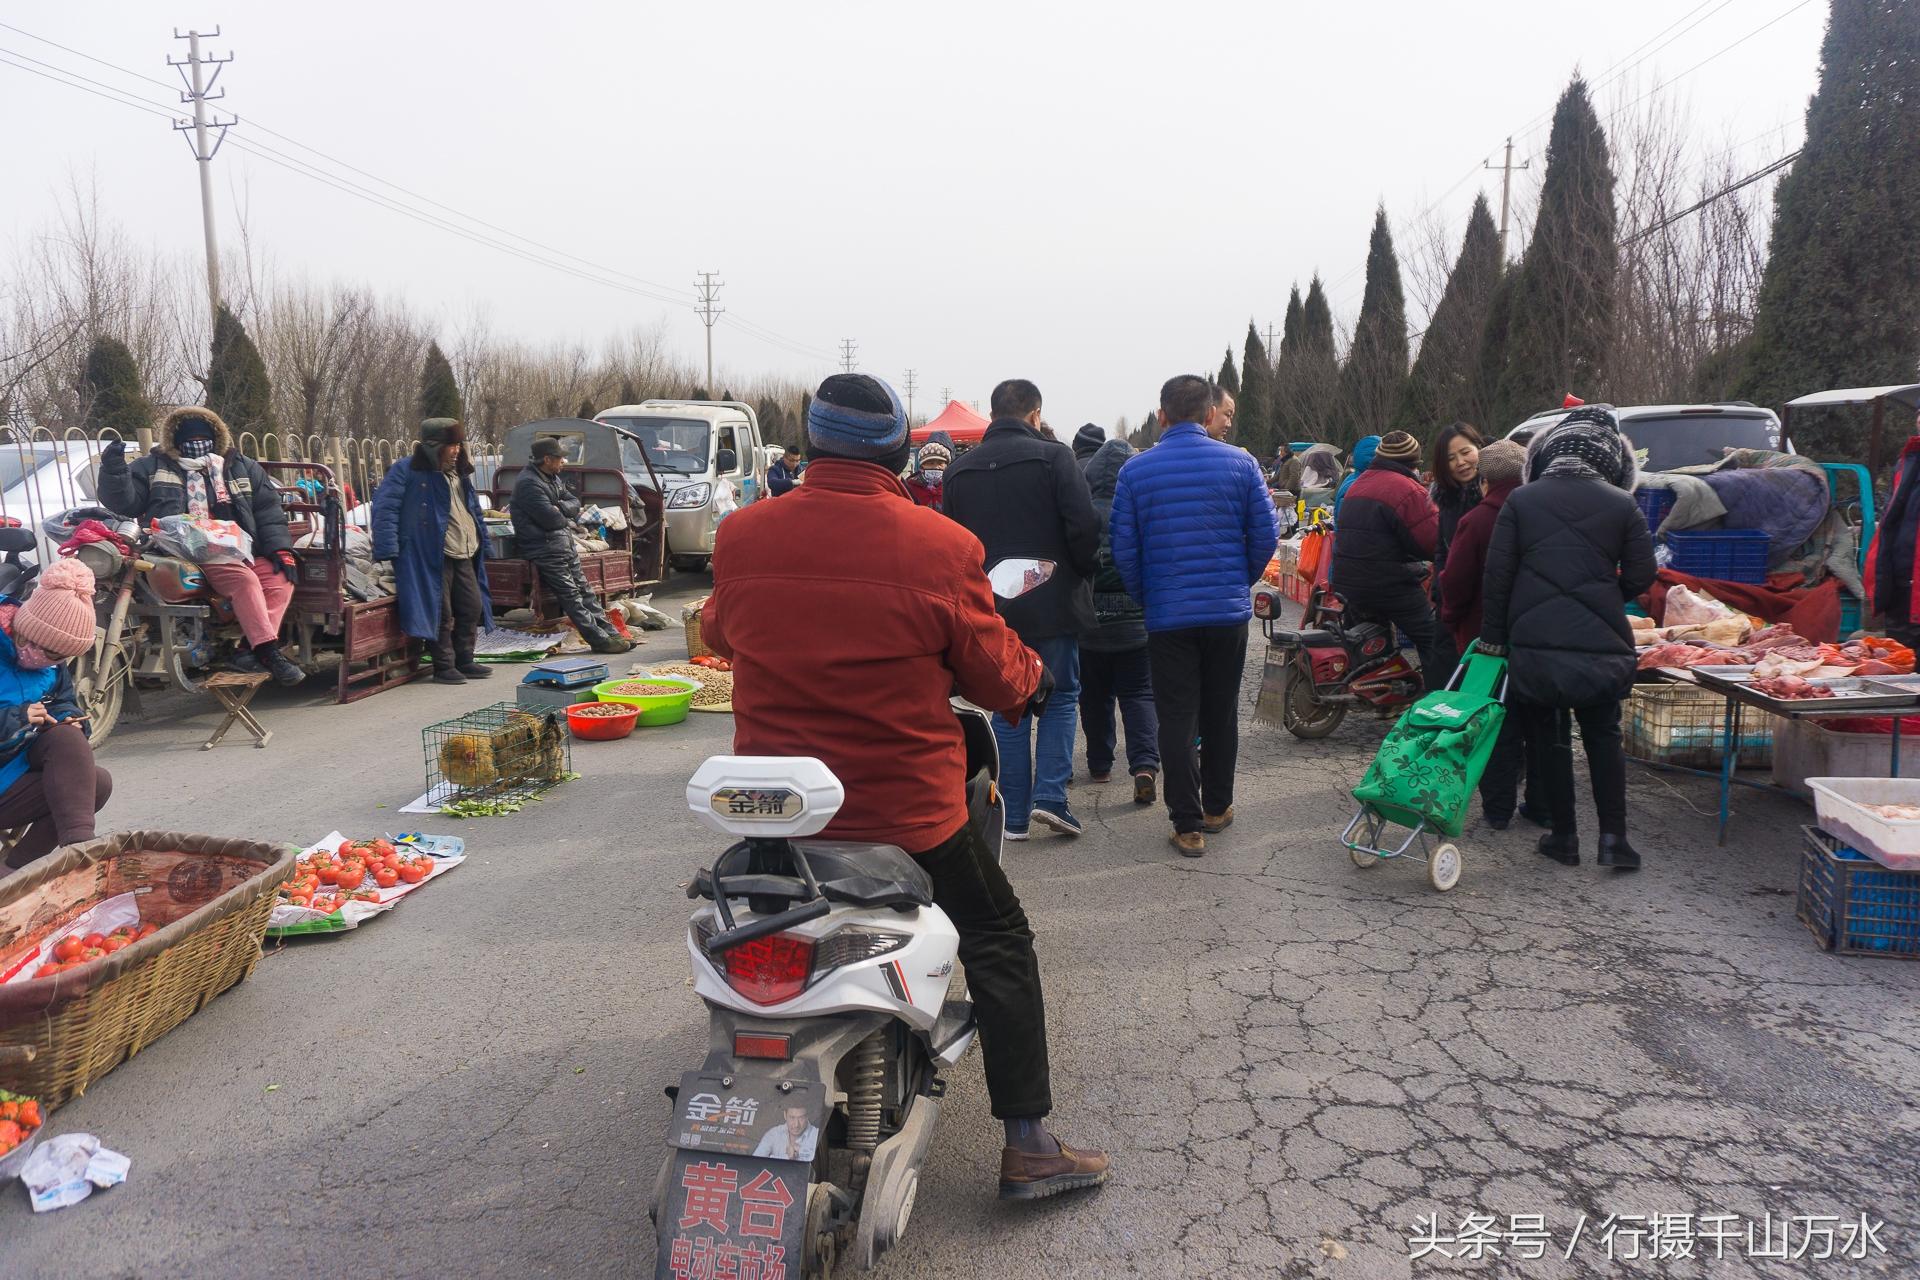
[1666,528,1770,585]
[1635,487,1675,533]
[1798,827,1920,959]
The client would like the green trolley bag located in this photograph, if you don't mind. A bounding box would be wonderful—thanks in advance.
[1350,652,1508,838]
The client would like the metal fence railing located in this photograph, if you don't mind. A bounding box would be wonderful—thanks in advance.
[0,426,502,544]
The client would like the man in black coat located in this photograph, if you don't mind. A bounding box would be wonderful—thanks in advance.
[1073,428,1159,805]
[98,405,305,685]
[1479,409,1657,871]
[944,380,1102,839]
[510,438,632,654]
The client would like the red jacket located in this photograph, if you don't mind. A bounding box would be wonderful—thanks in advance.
[702,459,1041,852]
[1438,480,1516,651]
[903,476,943,510]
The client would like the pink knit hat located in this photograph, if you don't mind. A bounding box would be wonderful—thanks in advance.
[15,558,97,660]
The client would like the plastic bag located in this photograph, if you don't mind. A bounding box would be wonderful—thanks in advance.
[148,514,253,566]
[987,558,1055,600]
[1663,583,1735,626]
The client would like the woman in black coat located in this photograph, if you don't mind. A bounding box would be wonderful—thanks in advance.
[1479,409,1657,870]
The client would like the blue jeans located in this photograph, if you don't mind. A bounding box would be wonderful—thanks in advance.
[1079,645,1159,776]
[993,634,1081,831]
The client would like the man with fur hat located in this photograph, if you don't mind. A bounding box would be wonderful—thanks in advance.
[702,373,1112,1202]
[371,419,494,683]
[98,406,304,686]
[510,437,632,654]
[0,557,114,871]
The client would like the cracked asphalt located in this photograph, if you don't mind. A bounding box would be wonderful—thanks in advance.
[3,580,1917,1279]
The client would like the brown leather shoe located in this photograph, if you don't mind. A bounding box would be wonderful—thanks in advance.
[1202,806,1234,833]
[1170,831,1204,857]
[999,1141,1111,1201]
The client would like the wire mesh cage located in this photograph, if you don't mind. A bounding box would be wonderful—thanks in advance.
[422,703,571,805]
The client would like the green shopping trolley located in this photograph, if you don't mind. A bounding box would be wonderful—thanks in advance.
[1341,651,1508,891]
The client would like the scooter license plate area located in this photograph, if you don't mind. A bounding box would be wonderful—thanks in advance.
[657,1149,809,1280]
[660,1072,822,1279]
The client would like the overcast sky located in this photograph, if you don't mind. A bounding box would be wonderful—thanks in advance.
[3,0,1828,429]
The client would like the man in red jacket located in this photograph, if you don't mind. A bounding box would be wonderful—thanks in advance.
[702,373,1111,1202]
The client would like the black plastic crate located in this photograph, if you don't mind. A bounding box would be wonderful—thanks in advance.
[1797,826,1920,959]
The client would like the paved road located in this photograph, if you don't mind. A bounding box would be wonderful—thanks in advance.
[3,579,1917,1279]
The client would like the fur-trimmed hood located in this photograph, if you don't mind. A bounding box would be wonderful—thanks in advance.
[158,405,234,460]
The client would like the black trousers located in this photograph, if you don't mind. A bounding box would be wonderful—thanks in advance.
[1477,712,1543,822]
[912,820,1050,1119]
[534,552,607,638]
[1148,623,1247,833]
[1079,645,1159,777]
[432,556,485,670]
[1520,700,1628,837]
[1348,583,1451,693]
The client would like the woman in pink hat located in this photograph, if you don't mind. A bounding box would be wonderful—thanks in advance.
[0,557,114,872]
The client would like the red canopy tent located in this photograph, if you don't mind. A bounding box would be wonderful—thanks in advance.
[912,400,990,447]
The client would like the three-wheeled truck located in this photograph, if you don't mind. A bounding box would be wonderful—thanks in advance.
[483,418,668,620]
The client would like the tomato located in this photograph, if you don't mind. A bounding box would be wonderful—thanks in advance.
[53,937,84,963]
[80,947,105,962]
[396,862,426,885]
[136,923,158,939]
[101,938,126,954]
[374,867,399,889]
[336,841,355,857]
[368,839,396,860]
[17,1100,40,1129]
[81,933,105,949]
[0,1120,22,1150]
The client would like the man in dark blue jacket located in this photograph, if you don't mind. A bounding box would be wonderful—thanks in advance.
[1111,375,1280,857]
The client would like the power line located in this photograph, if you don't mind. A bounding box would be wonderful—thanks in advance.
[1606,0,1818,125]
[0,23,839,365]
[1621,150,1799,246]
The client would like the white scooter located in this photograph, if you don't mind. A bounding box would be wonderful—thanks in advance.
[651,706,1002,1279]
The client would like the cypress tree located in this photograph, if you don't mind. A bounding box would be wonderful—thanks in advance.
[1272,285,1307,441]
[205,304,274,435]
[1400,194,1503,429]
[1239,322,1273,454]
[618,376,640,405]
[1493,76,1616,427]
[1336,206,1411,446]
[1217,347,1240,395]
[1738,0,1920,471]
[419,341,464,422]
[1296,276,1341,441]
[1473,270,1520,430]
[81,336,154,442]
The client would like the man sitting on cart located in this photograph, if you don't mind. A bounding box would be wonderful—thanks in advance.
[511,438,633,655]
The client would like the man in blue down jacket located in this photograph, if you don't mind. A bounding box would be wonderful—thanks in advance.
[1111,374,1280,857]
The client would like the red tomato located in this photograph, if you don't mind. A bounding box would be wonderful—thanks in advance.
[136,923,158,939]
[80,947,105,962]
[33,962,64,978]
[369,839,396,860]
[81,933,105,949]
[396,863,426,885]
[101,938,126,954]
[53,937,84,963]
[374,868,399,889]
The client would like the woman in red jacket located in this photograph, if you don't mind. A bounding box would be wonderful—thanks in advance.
[1438,440,1543,829]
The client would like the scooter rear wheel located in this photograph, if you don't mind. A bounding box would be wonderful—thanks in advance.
[1282,661,1346,739]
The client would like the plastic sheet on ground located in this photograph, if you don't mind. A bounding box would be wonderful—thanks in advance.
[473,627,565,661]
[266,831,465,937]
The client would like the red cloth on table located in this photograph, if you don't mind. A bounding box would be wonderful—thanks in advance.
[1645,569,1842,644]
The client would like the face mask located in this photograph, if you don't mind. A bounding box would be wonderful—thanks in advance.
[179,436,215,459]
[922,468,945,487]
[14,637,53,670]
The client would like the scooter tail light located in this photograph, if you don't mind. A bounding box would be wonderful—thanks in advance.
[734,1032,792,1061]
[721,931,814,1005]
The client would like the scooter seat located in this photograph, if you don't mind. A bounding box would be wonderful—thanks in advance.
[1277,629,1339,647]
[793,840,934,910]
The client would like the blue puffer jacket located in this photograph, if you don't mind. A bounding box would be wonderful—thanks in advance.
[1332,434,1380,517]
[1110,423,1281,632]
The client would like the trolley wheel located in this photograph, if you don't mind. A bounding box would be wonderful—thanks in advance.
[1429,842,1462,892]
[1348,847,1381,869]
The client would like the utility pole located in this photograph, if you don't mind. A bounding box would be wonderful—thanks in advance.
[940,386,951,407]
[1263,322,1280,360]
[1485,137,1530,262]
[902,369,918,420]
[693,271,724,396]
[838,339,857,373]
[169,28,235,318]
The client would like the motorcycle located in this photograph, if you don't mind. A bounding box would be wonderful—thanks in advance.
[652,704,1002,1278]
[1253,581,1422,739]
[51,511,267,747]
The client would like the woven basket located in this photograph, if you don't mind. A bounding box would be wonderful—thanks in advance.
[0,831,296,1110]
[683,596,713,659]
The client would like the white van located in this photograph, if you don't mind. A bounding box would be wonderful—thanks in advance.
[593,400,768,572]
